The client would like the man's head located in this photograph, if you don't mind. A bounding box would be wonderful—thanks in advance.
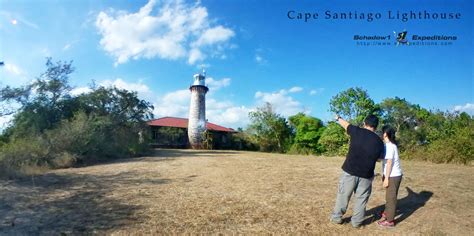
[363,114,379,131]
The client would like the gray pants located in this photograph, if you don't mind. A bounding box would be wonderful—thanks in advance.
[331,171,373,227]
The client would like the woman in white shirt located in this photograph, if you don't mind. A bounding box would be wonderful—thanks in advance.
[378,125,403,228]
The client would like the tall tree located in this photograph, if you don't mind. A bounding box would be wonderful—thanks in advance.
[1,58,75,137]
[329,87,379,125]
[379,97,429,149]
[247,103,292,152]
[380,97,419,132]
[77,86,154,126]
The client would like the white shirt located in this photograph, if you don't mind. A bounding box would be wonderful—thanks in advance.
[382,142,403,177]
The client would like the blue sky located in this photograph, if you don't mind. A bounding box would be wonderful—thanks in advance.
[0,0,473,129]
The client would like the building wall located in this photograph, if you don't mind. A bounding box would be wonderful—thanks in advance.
[150,126,235,149]
[211,131,234,149]
[151,126,189,148]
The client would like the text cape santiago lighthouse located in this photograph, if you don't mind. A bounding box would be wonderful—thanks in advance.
[287,10,462,22]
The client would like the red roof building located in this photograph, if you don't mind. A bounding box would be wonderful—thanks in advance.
[147,117,236,149]
[147,117,235,132]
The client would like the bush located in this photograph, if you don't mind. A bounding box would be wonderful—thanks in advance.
[0,111,151,178]
[404,121,474,164]
[287,144,315,155]
[230,132,259,151]
[0,137,49,178]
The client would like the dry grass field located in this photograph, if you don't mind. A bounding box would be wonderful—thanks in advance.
[1,149,472,235]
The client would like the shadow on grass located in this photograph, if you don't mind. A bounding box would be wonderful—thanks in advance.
[363,187,433,225]
[0,171,171,234]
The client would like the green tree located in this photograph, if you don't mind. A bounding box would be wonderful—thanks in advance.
[1,58,76,138]
[77,86,154,126]
[247,103,292,152]
[406,111,474,164]
[379,97,428,150]
[380,97,418,131]
[288,112,325,154]
[318,122,348,156]
[329,87,379,125]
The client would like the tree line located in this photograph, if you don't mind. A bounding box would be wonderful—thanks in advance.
[243,88,473,165]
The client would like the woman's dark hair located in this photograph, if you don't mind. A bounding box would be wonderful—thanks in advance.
[382,125,397,145]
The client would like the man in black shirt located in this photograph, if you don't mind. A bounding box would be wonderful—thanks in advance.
[330,114,384,228]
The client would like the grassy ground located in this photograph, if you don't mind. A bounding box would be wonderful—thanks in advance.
[0,149,472,235]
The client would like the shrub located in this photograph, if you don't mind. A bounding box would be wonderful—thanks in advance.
[230,132,259,151]
[287,144,314,155]
[0,137,49,178]
[404,122,474,164]
[0,111,151,178]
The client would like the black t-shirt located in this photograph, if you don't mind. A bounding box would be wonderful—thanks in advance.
[342,124,384,179]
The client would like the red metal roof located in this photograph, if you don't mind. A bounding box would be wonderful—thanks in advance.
[147,117,236,132]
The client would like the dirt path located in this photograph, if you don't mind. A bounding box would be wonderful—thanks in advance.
[1,149,472,235]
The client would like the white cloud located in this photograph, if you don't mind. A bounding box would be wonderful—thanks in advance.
[0,114,14,132]
[196,63,210,69]
[62,40,78,51]
[206,77,231,91]
[70,87,93,96]
[254,88,306,117]
[152,88,250,128]
[309,88,324,96]
[63,44,71,51]
[289,86,303,93]
[207,104,251,129]
[255,54,266,64]
[153,89,190,118]
[99,78,152,99]
[70,79,153,99]
[41,48,51,57]
[95,0,235,66]
[454,103,474,114]
[255,47,269,65]
[188,48,205,64]
[4,63,22,75]
[194,26,235,47]
[162,89,190,104]
[16,17,39,30]
[0,62,29,86]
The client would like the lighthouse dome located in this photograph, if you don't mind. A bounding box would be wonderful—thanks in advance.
[193,72,206,86]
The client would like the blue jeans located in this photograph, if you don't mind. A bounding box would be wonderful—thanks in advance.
[331,171,373,227]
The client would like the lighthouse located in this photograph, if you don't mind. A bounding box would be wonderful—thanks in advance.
[188,71,209,149]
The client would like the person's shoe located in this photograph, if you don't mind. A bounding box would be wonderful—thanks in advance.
[379,211,387,221]
[330,218,343,224]
[377,220,395,228]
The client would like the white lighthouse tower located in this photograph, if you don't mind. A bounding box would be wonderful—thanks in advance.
[188,71,209,149]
